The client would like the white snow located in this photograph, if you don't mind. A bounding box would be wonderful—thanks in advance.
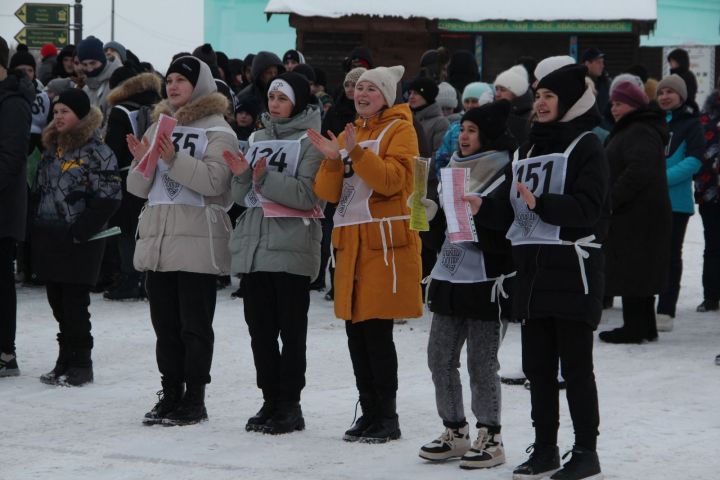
[265,0,657,22]
[2,214,718,480]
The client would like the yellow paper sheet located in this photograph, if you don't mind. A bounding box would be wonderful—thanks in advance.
[410,156,430,231]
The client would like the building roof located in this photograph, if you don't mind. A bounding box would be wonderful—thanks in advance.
[265,0,657,22]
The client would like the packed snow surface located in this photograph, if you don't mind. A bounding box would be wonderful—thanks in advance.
[1,216,717,479]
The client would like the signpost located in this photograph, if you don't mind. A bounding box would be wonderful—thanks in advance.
[14,3,71,48]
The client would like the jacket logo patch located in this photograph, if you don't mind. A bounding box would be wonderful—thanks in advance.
[337,183,356,217]
[60,159,84,174]
[161,173,183,200]
[440,244,465,275]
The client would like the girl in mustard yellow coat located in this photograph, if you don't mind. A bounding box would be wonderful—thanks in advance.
[309,65,422,444]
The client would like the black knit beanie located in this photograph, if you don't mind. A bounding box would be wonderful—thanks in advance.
[76,36,107,66]
[283,49,301,64]
[536,64,588,115]
[293,64,316,83]
[461,100,512,150]
[10,50,36,70]
[192,43,217,68]
[109,66,138,89]
[270,72,311,117]
[55,89,91,119]
[409,76,439,104]
[166,56,202,88]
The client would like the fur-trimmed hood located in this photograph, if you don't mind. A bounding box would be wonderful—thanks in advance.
[42,107,103,152]
[152,92,229,126]
[106,73,162,107]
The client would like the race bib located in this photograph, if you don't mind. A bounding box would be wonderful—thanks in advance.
[430,238,488,283]
[31,91,50,134]
[148,126,208,207]
[506,152,568,245]
[244,139,302,208]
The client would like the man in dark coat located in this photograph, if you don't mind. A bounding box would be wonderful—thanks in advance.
[0,35,34,377]
[667,48,698,111]
[599,81,671,343]
[237,51,284,114]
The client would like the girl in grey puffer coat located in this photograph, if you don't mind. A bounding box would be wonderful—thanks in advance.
[224,72,323,434]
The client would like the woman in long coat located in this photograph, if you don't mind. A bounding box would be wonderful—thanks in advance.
[599,81,671,343]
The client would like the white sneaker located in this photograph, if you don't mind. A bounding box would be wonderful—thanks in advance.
[419,424,470,461]
[460,427,506,469]
[656,314,674,332]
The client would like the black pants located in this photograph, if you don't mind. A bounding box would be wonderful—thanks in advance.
[243,271,310,402]
[522,318,599,451]
[45,282,93,350]
[146,271,217,385]
[346,319,398,400]
[313,217,333,287]
[0,238,17,354]
[700,203,720,302]
[657,212,691,317]
[622,296,657,340]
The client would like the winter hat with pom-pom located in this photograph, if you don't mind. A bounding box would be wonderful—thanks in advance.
[462,82,494,105]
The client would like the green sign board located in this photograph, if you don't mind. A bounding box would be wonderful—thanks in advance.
[14,27,69,48]
[438,20,633,33]
[15,3,70,26]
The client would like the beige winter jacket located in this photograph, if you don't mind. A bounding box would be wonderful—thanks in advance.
[127,61,237,275]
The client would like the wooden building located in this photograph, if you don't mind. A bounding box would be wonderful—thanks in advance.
[265,0,657,88]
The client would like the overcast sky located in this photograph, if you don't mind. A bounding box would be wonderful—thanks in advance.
[1,0,204,72]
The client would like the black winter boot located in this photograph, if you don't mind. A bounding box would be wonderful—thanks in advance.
[513,444,560,479]
[163,384,208,426]
[57,349,93,387]
[40,336,69,385]
[550,447,602,480]
[343,394,376,442]
[143,379,185,425]
[246,401,276,432]
[103,273,144,301]
[358,397,401,444]
[262,401,305,434]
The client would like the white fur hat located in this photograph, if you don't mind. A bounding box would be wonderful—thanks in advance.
[356,65,405,106]
[436,82,458,109]
[494,65,529,97]
[534,55,576,83]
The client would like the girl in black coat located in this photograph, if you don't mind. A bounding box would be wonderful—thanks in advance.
[419,101,516,469]
[467,65,608,480]
[599,81,671,344]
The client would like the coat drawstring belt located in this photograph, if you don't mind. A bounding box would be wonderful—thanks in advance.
[421,275,432,308]
[205,204,231,272]
[373,215,410,294]
[560,235,601,295]
[489,271,517,325]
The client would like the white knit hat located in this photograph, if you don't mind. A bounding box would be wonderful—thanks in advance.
[534,55,575,82]
[356,65,405,106]
[610,73,644,95]
[494,65,529,97]
[436,82,458,109]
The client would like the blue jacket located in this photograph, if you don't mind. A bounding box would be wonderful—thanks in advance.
[665,107,704,214]
[434,120,460,171]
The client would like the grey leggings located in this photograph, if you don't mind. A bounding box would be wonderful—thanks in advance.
[427,313,503,427]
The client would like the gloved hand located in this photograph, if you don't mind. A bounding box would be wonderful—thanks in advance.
[407,193,438,222]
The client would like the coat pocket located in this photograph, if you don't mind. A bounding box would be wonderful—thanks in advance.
[367,198,409,250]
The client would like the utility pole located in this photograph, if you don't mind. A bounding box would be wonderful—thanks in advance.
[73,0,82,44]
[111,0,115,41]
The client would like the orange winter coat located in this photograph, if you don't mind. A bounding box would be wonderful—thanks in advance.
[314,104,423,322]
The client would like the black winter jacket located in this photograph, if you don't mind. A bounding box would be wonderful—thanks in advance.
[603,107,671,296]
[105,73,161,235]
[477,111,609,327]
[426,178,514,320]
[0,71,33,240]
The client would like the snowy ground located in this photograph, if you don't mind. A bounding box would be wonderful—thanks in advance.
[2,214,718,480]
